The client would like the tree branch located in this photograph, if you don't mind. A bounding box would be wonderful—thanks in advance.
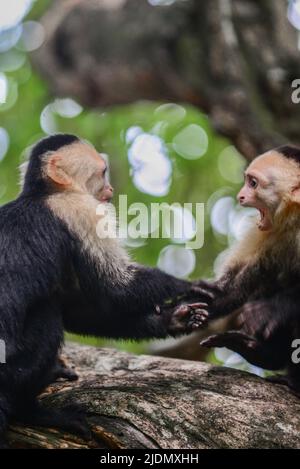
[8,343,300,449]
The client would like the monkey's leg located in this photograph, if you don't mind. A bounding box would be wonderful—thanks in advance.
[18,400,91,440]
[201,331,285,370]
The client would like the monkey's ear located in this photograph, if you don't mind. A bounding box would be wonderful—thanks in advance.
[47,154,72,187]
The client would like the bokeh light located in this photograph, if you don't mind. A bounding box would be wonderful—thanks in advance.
[154,103,186,124]
[0,49,26,72]
[0,0,33,32]
[17,20,45,52]
[218,145,244,184]
[128,131,172,196]
[52,98,83,118]
[173,124,208,160]
[288,0,300,30]
[0,127,9,161]
[0,24,22,52]
[165,205,196,243]
[40,104,57,134]
[0,76,18,111]
[0,73,8,103]
[40,98,83,133]
[148,0,178,5]
[157,245,196,278]
[210,196,235,236]
[125,126,143,144]
[215,347,265,377]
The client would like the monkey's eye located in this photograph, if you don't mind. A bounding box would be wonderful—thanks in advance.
[247,176,258,189]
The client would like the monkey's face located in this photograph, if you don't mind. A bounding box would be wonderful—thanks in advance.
[237,150,300,231]
[46,141,114,202]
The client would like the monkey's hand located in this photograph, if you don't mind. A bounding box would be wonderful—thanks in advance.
[162,302,209,335]
[236,301,279,340]
[164,280,220,308]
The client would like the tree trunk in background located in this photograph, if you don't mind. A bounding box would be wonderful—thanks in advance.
[8,343,300,449]
[34,0,300,161]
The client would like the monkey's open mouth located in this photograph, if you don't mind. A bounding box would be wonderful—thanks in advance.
[258,209,265,226]
[257,208,272,231]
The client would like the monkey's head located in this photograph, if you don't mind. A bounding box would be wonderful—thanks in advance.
[237,145,300,231]
[21,134,113,202]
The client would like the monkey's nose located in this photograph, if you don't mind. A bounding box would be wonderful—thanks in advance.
[237,192,245,204]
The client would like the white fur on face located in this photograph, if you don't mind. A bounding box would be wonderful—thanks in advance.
[220,151,300,276]
[19,141,132,286]
[46,192,132,285]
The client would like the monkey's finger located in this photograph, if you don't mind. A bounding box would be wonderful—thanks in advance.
[187,302,209,310]
[194,309,209,316]
[190,310,209,322]
[187,311,209,330]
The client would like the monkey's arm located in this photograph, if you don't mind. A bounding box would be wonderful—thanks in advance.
[234,287,300,339]
[200,289,300,370]
[63,265,203,339]
[185,262,268,323]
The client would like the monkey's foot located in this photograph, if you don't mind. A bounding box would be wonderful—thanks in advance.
[168,302,209,334]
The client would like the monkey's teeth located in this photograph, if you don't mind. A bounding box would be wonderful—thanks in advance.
[258,209,265,227]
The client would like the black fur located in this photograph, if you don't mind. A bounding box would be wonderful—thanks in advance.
[189,249,300,392]
[276,144,300,165]
[23,133,79,197]
[0,134,195,447]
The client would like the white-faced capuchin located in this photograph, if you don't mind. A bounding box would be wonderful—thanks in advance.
[167,145,300,393]
[0,134,202,447]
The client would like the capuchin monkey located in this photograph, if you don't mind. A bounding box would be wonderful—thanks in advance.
[168,145,300,393]
[18,161,78,384]
[0,134,202,448]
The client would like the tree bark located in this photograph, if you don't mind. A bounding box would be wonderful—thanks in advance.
[33,0,300,160]
[7,342,300,449]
